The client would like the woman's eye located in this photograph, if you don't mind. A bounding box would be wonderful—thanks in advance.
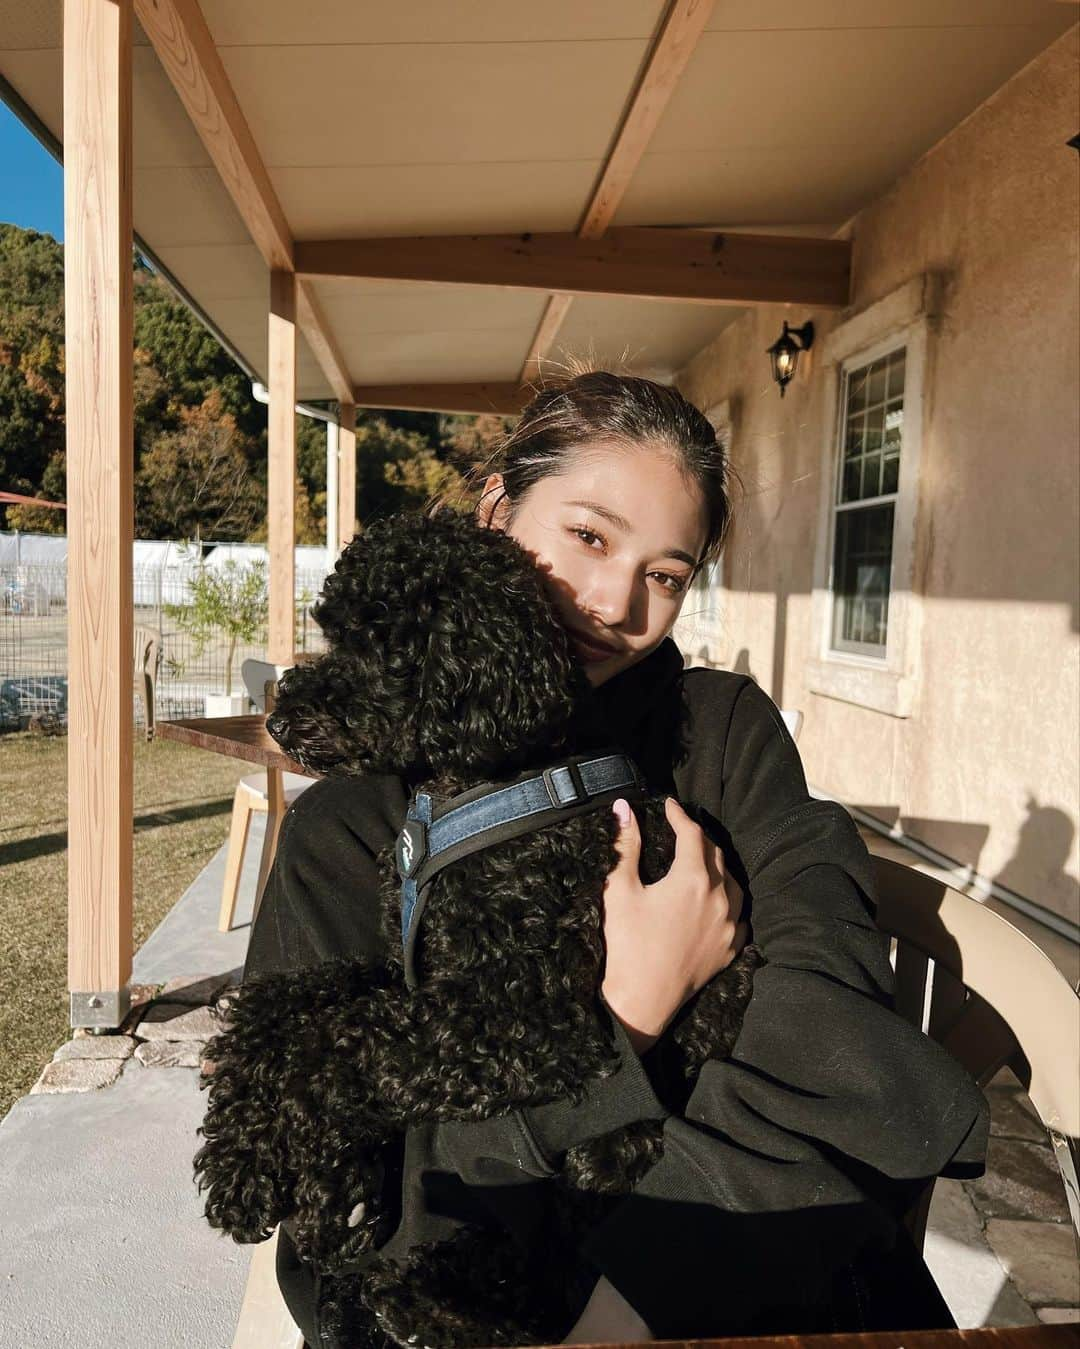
[572,527,687,594]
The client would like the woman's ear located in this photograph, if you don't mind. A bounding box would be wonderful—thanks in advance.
[476,473,511,531]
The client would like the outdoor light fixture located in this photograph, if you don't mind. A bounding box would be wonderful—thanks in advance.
[766,319,815,397]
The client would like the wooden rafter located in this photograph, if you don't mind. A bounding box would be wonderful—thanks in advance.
[135,0,353,402]
[296,281,353,406]
[295,228,851,309]
[353,382,532,416]
[521,0,717,380]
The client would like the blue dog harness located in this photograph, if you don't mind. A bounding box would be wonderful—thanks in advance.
[394,749,648,990]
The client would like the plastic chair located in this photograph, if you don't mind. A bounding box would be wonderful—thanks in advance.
[133,625,161,741]
[241,657,285,714]
[218,664,314,933]
[871,853,1080,1250]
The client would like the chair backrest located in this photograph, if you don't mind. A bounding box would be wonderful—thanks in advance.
[241,659,288,713]
[133,625,161,741]
[779,708,804,742]
[871,854,1080,1244]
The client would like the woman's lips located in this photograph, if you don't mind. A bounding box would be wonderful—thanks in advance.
[564,626,619,662]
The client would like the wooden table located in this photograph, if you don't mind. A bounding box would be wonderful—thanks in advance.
[156,715,320,921]
[532,1328,1076,1349]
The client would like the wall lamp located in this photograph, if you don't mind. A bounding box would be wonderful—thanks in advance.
[766,319,815,397]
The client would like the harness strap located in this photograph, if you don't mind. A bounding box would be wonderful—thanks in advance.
[396,749,647,990]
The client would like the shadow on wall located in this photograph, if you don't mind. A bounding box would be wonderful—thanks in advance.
[853,803,1079,936]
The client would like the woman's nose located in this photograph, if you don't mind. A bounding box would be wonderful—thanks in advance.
[584,573,637,629]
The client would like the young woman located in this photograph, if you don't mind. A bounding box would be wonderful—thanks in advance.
[242,370,988,1347]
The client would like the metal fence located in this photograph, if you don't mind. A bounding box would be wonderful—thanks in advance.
[0,556,329,732]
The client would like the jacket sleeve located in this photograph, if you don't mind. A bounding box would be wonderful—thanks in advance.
[242,773,403,981]
[567,673,989,1337]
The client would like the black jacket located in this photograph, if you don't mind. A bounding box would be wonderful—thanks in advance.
[241,637,989,1345]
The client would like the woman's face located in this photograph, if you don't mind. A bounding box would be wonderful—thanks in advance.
[477,442,710,687]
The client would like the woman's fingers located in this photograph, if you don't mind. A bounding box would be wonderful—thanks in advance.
[607,798,642,881]
[663,796,712,880]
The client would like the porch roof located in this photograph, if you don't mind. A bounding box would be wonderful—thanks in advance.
[2,1,1074,405]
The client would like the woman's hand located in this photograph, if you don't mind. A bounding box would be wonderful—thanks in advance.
[600,796,748,1053]
[562,1273,654,1344]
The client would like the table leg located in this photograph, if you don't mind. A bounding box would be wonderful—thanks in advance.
[253,767,285,926]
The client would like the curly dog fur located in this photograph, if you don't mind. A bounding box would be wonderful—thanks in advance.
[193,509,763,1347]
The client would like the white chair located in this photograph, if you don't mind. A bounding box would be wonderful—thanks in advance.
[779,707,804,742]
[241,658,286,714]
[871,854,1080,1249]
[218,662,314,933]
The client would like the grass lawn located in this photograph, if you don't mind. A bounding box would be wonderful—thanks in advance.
[0,729,251,1121]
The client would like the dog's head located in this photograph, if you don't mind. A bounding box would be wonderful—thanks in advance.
[267,510,594,781]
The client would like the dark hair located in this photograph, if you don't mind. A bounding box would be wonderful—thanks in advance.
[429,362,737,582]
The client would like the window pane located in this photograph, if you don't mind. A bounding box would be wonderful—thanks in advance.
[887,350,906,400]
[864,451,883,499]
[845,413,865,458]
[845,369,866,415]
[842,458,861,501]
[881,452,899,495]
[867,360,888,407]
[831,503,895,652]
[884,400,903,448]
[864,403,884,453]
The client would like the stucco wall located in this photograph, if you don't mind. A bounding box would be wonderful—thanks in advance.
[673,26,1079,926]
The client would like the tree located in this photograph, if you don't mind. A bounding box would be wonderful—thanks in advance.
[4,452,67,534]
[135,391,263,541]
[163,554,268,697]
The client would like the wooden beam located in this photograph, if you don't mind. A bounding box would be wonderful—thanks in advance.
[137,0,356,405]
[64,0,134,1027]
[267,272,296,663]
[337,402,357,553]
[135,0,292,271]
[297,280,354,406]
[295,228,851,309]
[522,0,716,379]
[354,382,533,416]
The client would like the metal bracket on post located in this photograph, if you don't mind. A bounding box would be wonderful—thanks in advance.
[70,988,131,1031]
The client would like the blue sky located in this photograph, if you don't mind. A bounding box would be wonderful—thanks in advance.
[0,98,64,241]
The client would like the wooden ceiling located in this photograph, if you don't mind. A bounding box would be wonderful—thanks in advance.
[1,0,1075,407]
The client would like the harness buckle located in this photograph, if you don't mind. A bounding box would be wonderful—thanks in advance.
[542,760,588,809]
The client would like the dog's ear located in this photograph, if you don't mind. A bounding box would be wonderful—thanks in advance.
[268,511,592,779]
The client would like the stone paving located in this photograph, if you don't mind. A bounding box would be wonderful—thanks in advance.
[23,974,1080,1336]
[923,1067,1079,1327]
[29,973,231,1096]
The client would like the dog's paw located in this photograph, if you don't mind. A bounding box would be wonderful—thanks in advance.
[561,1118,665,1195]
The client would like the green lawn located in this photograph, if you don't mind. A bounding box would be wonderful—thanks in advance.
[0,730,250,1121]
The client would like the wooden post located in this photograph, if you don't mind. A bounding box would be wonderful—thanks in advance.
[267,271,296,663]
[64,0,134,1028]
[337,402,357,554]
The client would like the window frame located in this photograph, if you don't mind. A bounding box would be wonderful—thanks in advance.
[807,275,940,718]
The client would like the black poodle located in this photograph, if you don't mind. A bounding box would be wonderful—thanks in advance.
[193,509,763,1348]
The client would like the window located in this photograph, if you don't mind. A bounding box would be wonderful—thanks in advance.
[830,346,906,656]
[807,274,940,717]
